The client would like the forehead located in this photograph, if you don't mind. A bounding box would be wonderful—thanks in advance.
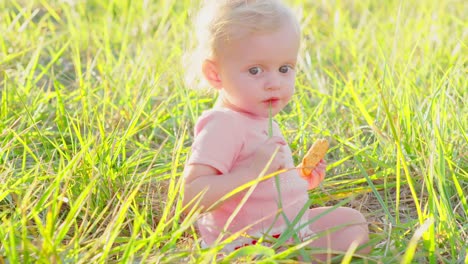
[217,22,300,63]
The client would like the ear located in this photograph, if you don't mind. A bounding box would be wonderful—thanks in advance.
[202,59,222,89]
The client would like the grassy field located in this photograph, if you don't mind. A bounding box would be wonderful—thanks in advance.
[0,0,466,263]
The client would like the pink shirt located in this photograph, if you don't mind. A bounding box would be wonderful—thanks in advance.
[187,108,311,250]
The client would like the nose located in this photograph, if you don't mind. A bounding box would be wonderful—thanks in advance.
[264,72,281,91]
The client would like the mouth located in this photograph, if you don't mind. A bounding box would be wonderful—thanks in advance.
[263,97,280,104]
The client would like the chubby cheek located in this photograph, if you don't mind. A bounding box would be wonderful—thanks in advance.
[285,80,295,98]
[238,78,262,97]
[282,84,294,101]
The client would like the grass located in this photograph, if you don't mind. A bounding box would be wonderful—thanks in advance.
[0,0,466,263]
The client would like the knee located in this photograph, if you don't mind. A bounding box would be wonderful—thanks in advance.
[341,207,367,225]
[339,207,371,253]
[338,207,369,242]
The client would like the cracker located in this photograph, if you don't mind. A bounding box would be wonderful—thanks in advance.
[301,139,329,177]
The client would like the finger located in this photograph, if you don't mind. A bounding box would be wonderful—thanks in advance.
[317,170,325,181]
[311,170,319,178]
[317,163,326,171]
[308,174,320,189]
[313,165,325,176]
[319,159,327,167]
[317,160,327,170]
[311,167,325,182]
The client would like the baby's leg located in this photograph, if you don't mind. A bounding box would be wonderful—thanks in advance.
[305,207,370,262]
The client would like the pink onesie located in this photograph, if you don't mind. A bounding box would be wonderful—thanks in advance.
[187,108,313,251]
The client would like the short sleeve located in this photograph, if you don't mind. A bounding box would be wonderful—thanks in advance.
[187,110,244,174]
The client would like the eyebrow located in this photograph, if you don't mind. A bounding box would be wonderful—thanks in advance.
[244,58,297,66]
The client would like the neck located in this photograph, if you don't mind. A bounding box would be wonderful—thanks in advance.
[214,95,268,120]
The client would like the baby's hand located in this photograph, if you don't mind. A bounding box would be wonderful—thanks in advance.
[249,136,287,177]
[299,159,326,189]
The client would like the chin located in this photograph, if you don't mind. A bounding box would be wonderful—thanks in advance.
[262,110,278,118]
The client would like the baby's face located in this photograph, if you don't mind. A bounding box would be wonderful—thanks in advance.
[214,22,300,118]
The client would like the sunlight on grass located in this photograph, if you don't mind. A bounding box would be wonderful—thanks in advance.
[0,0,466,263]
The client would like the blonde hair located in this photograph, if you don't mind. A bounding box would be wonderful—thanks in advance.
[184,0,300,91]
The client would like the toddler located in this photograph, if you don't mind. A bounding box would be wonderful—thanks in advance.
[182,0,370,261]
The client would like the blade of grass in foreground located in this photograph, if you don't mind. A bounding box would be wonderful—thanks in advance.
[355,155,394,223]
[268,102,312,261]
[401,218,434,264]
[98,182,144,262]
[378,79,424,225]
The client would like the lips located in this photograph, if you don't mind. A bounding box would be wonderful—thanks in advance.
[263,97,280,104]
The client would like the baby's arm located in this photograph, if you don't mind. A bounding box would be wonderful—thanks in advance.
[183,164,254,212]
[183,136,287,212]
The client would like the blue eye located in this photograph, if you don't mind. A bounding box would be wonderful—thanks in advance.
[279,65,293,73]
[248,67,263,75]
